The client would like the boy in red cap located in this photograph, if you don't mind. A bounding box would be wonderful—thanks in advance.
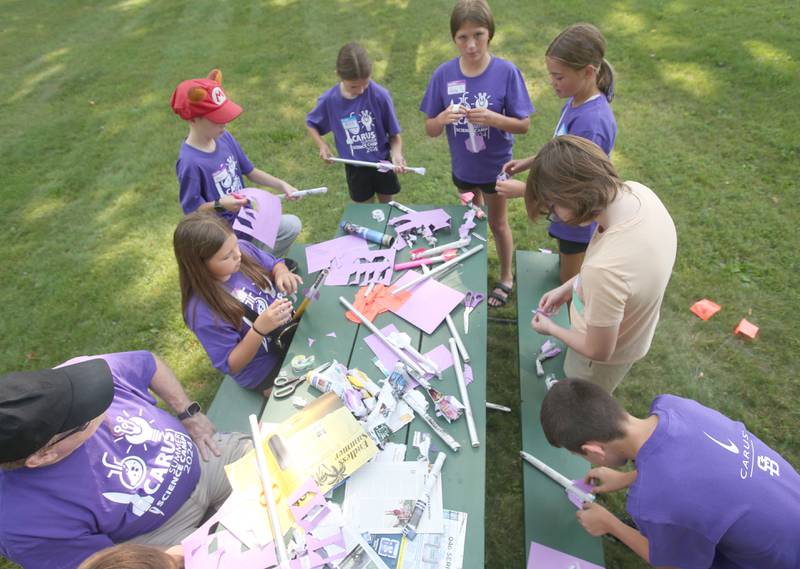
[171,69,301,260]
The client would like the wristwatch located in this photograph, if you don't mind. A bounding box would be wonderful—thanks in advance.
[177,401,202,421]
[213,199,225,212]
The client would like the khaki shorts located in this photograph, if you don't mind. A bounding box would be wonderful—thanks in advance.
[130,432,252,547]
[564,348,634,393]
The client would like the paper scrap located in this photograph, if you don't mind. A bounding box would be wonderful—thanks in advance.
[464,364,473,386]
[231,188,282,248]
[389,270,466,335]
[690,298,722,321]
[326,331,337,338]
[326,248,397,287]
[413,431,431,463]
[734,318,759,339]
[527,540,604,569]
[566,479,595,509]
[305,235,370,274]
[374,443,408,463]
[308,337,316,347]
[538,248,553,254]
[372,509,467,569]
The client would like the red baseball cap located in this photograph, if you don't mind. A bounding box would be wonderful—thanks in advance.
[170,69,243,124]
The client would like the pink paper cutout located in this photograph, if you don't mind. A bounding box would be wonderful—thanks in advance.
[389,271,466,334]
[308,338,316,347]
[527,540,603,569]
[567,479,594,509]
[232,188,282,248]
[425,344,454,375]
[459,209,476,239]
[288,479,332,533]
[325,248,396,287]
[389,209,451,243]
[464,364,473,386]
[305,235,370,274]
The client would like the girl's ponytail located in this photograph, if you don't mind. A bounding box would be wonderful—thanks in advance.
[598,58,615,102]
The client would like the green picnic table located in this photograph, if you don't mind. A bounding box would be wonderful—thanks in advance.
[260,202,489,567]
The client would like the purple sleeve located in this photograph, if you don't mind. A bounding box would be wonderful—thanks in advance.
[572,128,612,155]
[306,93,331,135]
[189,308,239,376]
[239,239,280,273]
[569,114,615,155]
[102,351,158,406]
[503,64,534,119]
[419,66,445,118]
[0,530,114,569]
[380,88,402,137]
[177,162,206,214]
[638,519,717,568]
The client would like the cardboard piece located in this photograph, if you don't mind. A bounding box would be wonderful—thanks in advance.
[232,188,282,248]
[734,318,759,339]
[690,299,722,321]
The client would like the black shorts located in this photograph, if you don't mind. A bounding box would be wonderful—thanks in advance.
[345,164,401,202]
[451,173,497,195]
[551,234,589,255]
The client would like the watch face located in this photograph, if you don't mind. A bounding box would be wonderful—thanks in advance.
[187,402,201,415]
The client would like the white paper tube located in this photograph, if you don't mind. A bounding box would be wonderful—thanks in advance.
[403,391,461,452]
[339,296,426,378]
[410,237,472,260]
[278,186,327,200]
[248,415,291,568]
[329,157,425,175]
[403,452,446,539]
[391,245,484,295]
[520,450,596,504]
[450,339,479,448]
[485,402,511,412]
[388,200,417,214]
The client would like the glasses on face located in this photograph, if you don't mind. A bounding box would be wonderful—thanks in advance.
[47,420,91,448]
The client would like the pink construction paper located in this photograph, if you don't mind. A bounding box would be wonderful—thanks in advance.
[527,541,604,569]
[325,248,396,287]
[567,479,594,509]
[389,271,466,334]
[305,235,370,274]
[464,364,473,386]
[232,188,282,249]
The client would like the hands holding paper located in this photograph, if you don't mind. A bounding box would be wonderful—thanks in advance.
[495,178,526,199]
[217,193,250,212]
[532,282,572,334]
[255,298,294,333]
[584,467,637,494]
[576,501,617,537]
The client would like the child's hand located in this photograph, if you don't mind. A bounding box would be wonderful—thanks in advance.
[576,502,616,537]
[539,283,572,314]
[531,312,556,335]
[584,467,636,494]
[219,194,250,212]
[255,298,293,334]
[281,182,300,201]
[502,157,533,176]
[465,106,497,127]
[274,265,303,295]
[391,153,407,174]
[495,179,526,199]
[319,144,333,163]
[437,104,464,127]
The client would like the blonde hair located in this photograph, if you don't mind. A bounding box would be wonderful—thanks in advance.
[450,0,495,41]
[546,23,615,102]
[525,135,621,225]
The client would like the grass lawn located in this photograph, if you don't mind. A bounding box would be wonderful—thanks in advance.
[1,1,798,568]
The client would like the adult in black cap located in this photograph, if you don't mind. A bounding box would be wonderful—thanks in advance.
[0,351,251,569]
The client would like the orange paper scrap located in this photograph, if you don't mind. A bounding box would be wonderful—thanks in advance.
[690,299,721,321]
[345,284,411,323]
[734,318,759,339]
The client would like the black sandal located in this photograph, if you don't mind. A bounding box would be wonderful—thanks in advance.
[488,281,513,308]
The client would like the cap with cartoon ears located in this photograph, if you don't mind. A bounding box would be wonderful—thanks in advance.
[171,69,243,124]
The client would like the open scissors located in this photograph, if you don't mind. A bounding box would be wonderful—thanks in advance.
[273,373,306,399]
[463,291,485,334]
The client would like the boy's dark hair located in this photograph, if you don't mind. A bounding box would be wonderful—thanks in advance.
[540,379,627,453]
[450,0,495,41]
[336,42,372,81]
[546,23,615,102]
[525,135,622,226]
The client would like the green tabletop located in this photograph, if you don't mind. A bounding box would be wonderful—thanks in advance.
[261,203,488,567]
[516,250,604,566]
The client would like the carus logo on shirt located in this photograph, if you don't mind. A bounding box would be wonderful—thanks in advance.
[340,110,378,156]
[450,91,492,140]
[704,429,781,480]
[212,155,244,197]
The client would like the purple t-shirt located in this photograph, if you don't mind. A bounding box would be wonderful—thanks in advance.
[0,351,200,569]
[306,81,402,162]
[176,131,254,224]
[628,395,800,569]
[420,56,534,184]
[549,95,617,243]
[186,240,282,389]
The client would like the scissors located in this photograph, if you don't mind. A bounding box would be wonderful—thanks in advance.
[273,373,306,399]
[463,291,485,334]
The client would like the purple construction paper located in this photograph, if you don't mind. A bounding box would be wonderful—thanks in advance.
[389,209,451,239]
[567,479,594,509]
[389,271,465,334]
[426,344,453,374]
[459,209,476,239]
[364,324,402,371]
[232,188,282,248]
[527,541,604,569]
[325,248,396,287]
[305,235,370,274]
[464,364,473,386]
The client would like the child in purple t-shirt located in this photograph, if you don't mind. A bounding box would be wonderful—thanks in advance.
[497,24,618,284]
[173,212,303,394]
[307,42,406,204]
[420,0,534,308]
[171,69,301,259]
[540,379,800,569]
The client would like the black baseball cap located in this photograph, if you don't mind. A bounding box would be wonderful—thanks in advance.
[0,358,115,462]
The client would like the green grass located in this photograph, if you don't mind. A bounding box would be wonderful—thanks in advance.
[1,1,798,568]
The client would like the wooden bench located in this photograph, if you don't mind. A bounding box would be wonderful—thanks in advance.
[205,242,310,434]
[516,250,605,566]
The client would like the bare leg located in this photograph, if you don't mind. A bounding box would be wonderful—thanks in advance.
[377,193,393,204]
[483,192,514,307]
